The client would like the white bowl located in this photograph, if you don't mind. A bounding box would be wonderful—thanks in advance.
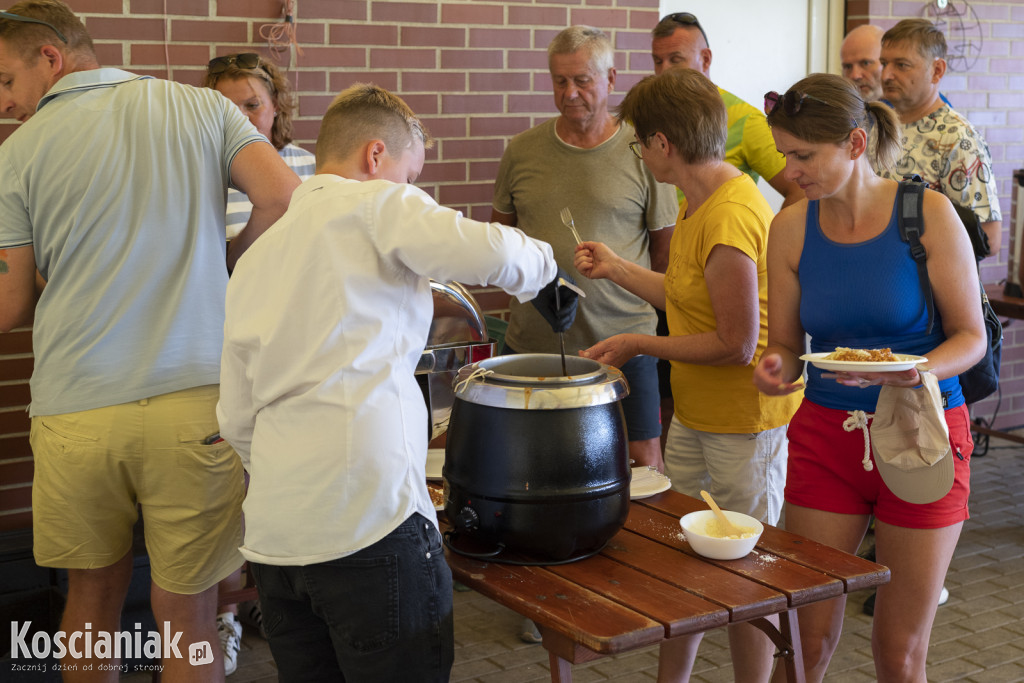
[679,510,764,560]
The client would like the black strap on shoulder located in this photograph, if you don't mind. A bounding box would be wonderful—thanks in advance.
[896,180,935,334]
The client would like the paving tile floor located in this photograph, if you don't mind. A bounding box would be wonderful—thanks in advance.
[129,434,1024,682]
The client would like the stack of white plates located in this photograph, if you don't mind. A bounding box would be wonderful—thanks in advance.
[630,466,671,499]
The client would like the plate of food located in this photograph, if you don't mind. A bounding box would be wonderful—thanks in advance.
[427,481,445,512]
[425,448,444,480]
[801,348,927,373]
[630,466,671,500]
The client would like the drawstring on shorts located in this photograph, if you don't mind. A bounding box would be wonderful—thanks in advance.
[843,409,875,471]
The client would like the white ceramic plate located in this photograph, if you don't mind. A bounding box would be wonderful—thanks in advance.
[630,467,671,500]
[800,352,927,373]
[426,448,444,480]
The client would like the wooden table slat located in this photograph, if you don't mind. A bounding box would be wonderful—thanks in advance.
[602,527,787,622]
[444,547,664,654]
[638,494,890,592]
[622,504,845,607]
[547,553,730,638]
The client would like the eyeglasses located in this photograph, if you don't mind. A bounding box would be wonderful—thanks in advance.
[207,53,261,75]
[763,90,832,117]
[0,10,69,44]
[665,12,709,48]
[629,134,656,160]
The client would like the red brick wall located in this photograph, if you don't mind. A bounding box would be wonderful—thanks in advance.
[0,0,662,530]
[847,1,1024,430]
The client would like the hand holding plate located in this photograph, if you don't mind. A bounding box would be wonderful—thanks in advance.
[829,367,922,388]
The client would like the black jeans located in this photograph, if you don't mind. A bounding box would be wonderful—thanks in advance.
[250,513,454,682]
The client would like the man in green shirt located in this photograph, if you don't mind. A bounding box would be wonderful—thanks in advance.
[650,12,803,207]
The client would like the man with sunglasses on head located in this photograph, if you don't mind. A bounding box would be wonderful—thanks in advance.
[876,18,1001,258]
[650,12,803,208]
[0,2,298,680]
[648,13,804,452]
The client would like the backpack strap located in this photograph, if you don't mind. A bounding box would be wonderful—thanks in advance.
[896,180,935,334]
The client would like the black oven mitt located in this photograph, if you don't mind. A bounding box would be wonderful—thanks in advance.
[530,268,579,333]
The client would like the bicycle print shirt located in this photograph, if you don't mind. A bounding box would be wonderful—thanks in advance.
[876,104,1001,225]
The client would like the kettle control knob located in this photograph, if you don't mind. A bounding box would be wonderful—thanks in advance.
[454,506,479,532]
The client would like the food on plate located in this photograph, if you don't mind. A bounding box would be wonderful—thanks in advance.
[427,482,445,508]
[824,347,897,362]
[702,519,758,539]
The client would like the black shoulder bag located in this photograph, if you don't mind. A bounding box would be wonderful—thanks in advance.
[896,180,1001,404]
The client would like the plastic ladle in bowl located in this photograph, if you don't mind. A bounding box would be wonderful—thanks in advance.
[699,490,743,537]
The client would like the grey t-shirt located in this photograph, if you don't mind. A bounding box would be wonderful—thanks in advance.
[0,69,264,415]
[493,119,678,354]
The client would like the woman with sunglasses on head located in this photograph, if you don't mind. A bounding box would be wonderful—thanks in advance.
[574,67,802,683]
[201,52,314,676]
[203,53,316,259]
[753,73,984,682]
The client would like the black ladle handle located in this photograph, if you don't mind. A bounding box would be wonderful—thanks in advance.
[556,285,567,375]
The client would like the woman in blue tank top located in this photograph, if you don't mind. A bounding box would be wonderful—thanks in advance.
[752,74,985,682]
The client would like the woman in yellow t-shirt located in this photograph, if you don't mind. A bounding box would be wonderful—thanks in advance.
[573,68,801,683]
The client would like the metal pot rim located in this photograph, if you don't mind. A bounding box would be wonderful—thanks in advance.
[453,354,629,409]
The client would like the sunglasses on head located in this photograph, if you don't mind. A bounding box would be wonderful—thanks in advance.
[763,90,831,117]
[207,53,261,75]
[665,12,709,48]
[0,10,68,44]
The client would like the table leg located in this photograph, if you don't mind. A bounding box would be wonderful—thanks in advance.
[749,609,805,683]
[548,650,574,683]
[538,626,605,682]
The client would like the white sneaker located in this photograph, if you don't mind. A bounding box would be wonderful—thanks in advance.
[217,612,243,676]
[938,586,950,606]
[239,599,268,639]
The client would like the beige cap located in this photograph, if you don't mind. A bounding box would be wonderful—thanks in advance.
[869,371,953,504]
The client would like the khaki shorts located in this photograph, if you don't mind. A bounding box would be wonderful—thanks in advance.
[31,385,244,594]
[663,417,789,526]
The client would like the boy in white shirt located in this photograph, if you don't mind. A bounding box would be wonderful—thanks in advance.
[217,83,574,681]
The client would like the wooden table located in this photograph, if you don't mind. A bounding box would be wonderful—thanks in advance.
[986,282,1024,319]
[444,490,889,683]
[977,284,1024,445]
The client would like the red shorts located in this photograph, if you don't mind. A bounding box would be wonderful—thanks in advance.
[785,400,971,529]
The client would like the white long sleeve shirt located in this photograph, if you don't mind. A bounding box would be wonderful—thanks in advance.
[218,175,556,565]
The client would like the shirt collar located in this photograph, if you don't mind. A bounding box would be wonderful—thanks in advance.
[37,68,152,112]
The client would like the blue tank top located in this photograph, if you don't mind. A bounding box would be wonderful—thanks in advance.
[799,198,963,411]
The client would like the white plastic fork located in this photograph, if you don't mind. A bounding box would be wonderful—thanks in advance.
[559,207,583,245]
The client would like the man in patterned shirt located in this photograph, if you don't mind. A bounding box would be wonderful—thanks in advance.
[878,18,1002,257]
[650,12,803,208]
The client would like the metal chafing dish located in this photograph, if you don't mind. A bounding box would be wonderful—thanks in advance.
[416,281,496,439]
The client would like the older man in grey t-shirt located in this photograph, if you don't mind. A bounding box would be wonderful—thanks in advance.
[492,26,678,472]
